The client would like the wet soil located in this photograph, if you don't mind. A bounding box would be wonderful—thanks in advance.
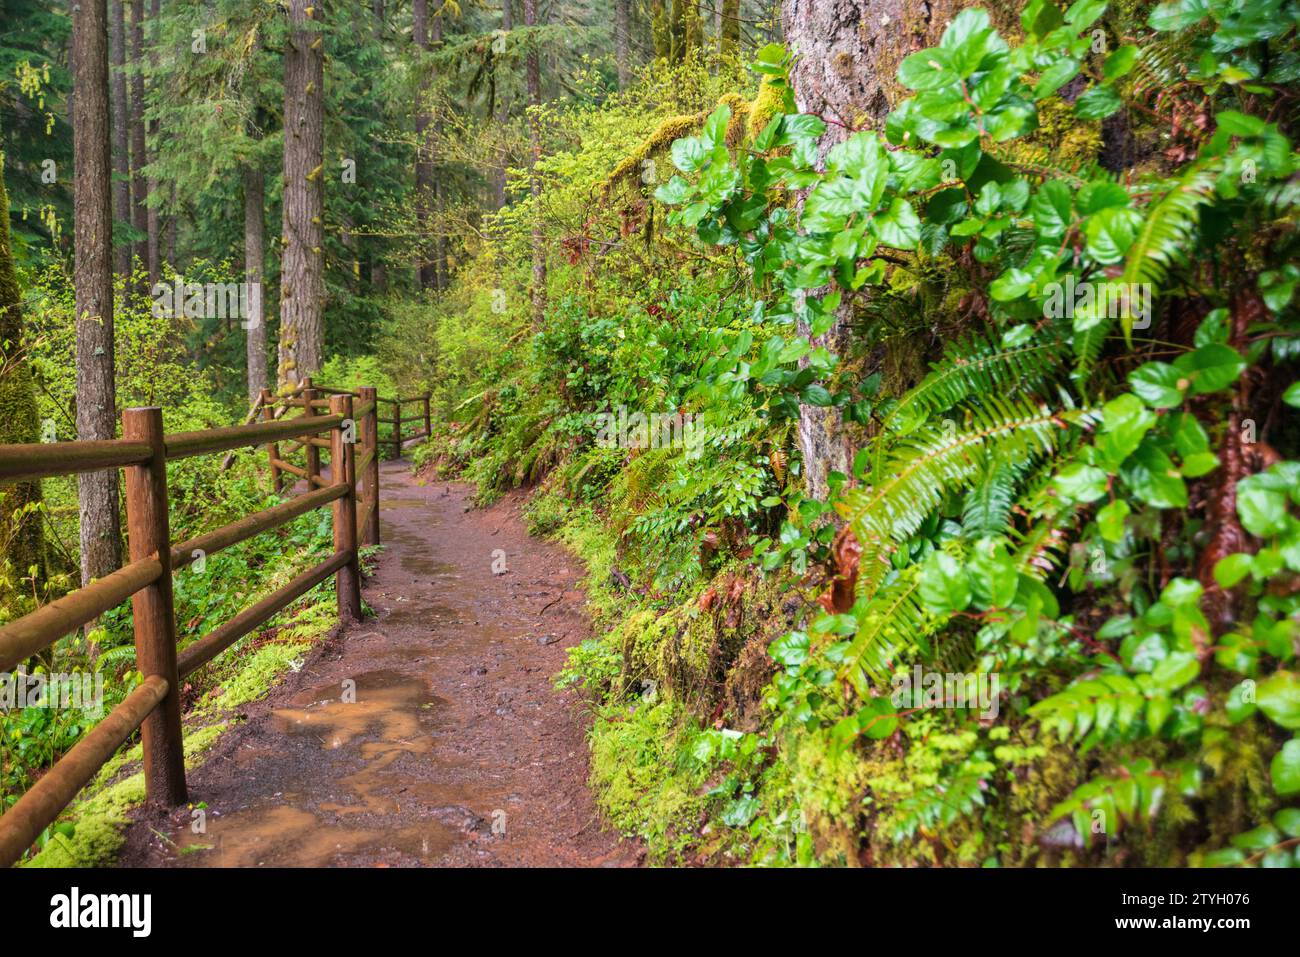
[118,461,640,867]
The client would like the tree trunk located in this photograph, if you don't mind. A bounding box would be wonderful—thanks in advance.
[0,151,49,605]
[277,0,325,387]
[129,0,148,282]
[614,0,630,88]
[782,0,973,500]
[145,0,161,286]
[372,0,384,39]
[431,12,447,290]
[413,0,436,291]
[109,0,130,278]
[72,0,123,587]
[163,188,176,266]
[720,0,741,57]
[495,0,513,208]
[652,0,669,59]
[524,0,545,326]
[244,163,267,402]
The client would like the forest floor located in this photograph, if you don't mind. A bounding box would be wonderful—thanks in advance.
[118,460,640,867]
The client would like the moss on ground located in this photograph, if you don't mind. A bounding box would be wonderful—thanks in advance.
[587,699,710,863]
[19,590,339,868]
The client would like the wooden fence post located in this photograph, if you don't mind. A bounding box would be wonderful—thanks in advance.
[358,386,381,546]
[329,394,362,620]
[260,388,281,493]
[301,384,320,489]
[122,407,188,807]
[391,399,402,459]
[422,392,431,439]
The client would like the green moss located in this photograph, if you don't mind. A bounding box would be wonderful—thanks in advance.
[18,586,339,867]
[23,722,227,868]
[195,640,314,715]
[600,92,751,198]
[746,77,784,141]
[588,698,710,862]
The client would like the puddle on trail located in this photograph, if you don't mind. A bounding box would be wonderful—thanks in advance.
[272,670,440,751]
[172,672,470,865]
[174,805,458,867]
[381,601,461,629]
[378,496,430,511]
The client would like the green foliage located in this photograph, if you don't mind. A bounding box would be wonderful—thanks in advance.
[646,0,1300,865]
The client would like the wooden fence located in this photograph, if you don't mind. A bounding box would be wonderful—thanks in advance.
[0,378,426,867]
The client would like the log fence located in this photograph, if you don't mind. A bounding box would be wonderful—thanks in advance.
[0,376,430,866]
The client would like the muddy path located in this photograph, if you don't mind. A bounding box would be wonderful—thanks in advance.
[119,460,639,867]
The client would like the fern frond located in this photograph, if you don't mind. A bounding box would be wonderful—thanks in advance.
[883,328,1069,434]
[610,446,676,524]
[840,572,930,693]
[1118,163,1218,331]
[961,460,1025,537]
[839,394,1074,599]
[96,644,137,669]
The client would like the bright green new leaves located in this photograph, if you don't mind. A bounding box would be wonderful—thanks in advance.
[1175,343,1247,393]
[1213,553,1254,588]
[892,8,1038,148]
[1273,739,1300,796]
[1049,759,1193,847]
[1085,206,1143,263]
[1097,499,1130,542]
[1129,362,1186,407]
[1257,671,1300,731]
[1097,393,1156,467]
[1053,463,1109,503]
[1237,462,1300,538]
[1127,343,1246,410]
[920,551,972,614]
[1121,442,1189,508]
[1102,44,1140,82]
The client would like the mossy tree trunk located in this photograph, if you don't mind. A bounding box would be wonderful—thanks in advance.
[0,150,49,611]
[720,0,741,57]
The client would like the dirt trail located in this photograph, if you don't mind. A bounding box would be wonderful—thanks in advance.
[120,460,638,867]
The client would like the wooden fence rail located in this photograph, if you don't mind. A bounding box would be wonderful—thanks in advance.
[0,377,429,868]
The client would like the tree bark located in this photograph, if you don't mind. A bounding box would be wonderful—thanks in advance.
[277,0,325,386]
[431,12,447,290]
[129,0,147,283]
[145,0,161,285]
[244,163,267,402]
[412,0,439,291]
[614,0,630,88]
[495,0,514,208]
[109,0,131,278]
[372,0,384,39]
[524,0,545,326]
[72,0,123,587]
[781,0,974,499]
[0,152,49,603]
[720,0,741,57]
